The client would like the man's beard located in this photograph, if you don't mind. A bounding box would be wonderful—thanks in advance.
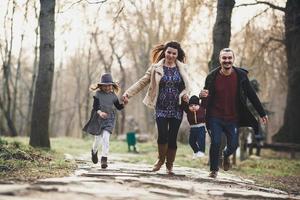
[222,62,232,70]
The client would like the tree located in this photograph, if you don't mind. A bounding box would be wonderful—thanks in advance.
[29,0,55,148]
[0,0,18,136]
[274,0,300,144]
[209,0,235,70]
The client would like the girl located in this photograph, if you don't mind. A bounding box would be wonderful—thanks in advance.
[83,73,124,169]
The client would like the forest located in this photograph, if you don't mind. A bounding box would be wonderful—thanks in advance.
[0,0,299,147]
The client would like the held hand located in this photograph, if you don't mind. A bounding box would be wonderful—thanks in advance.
[261,115,268,124]
[122,95,129,105]
[97,111,108,119]
[199,89,209,98]
[182,94,189,103]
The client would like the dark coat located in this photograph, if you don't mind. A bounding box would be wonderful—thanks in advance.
[203,67,266,135]
[82,92,124,135]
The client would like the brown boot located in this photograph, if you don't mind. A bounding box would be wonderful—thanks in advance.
[166,148,177,175]
[152,144,168,171]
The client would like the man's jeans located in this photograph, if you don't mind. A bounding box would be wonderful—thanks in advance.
[208,117,239,171]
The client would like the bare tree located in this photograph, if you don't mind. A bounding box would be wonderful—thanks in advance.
[30,0,56,148]
[12,0,30,135]
[0,0,17,136]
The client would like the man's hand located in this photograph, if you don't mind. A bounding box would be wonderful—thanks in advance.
[261,115,268,124]
[97,110,108,119]
[199,89,209,98]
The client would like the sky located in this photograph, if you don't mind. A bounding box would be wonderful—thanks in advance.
[0,0,286,84]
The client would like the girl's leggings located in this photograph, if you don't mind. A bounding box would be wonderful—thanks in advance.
[92,129,110,157]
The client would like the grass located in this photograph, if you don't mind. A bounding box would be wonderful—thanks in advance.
[1,136,299,194]
[0,137,76,182]
[231,156,300,194]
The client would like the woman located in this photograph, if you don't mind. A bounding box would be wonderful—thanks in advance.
[122,41,190,174]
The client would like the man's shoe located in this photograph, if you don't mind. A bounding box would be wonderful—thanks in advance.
[208,171,218,178]
[91,150,98,164]
[101,156,108,169]
[223,156,230,171]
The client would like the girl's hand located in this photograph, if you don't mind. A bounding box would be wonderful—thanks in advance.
[97,110,108,119]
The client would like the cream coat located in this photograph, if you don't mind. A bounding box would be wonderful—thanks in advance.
[124,58,190,109]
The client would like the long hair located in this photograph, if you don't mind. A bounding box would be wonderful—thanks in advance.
[150,41,186,64]
[90,83,121,95]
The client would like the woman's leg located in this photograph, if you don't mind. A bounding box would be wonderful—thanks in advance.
[152,117,169,171]
[166,118,182,174]
[167,118,182,148]
[156,117,169,144]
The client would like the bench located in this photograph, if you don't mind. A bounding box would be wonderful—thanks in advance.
[247,142,300,159]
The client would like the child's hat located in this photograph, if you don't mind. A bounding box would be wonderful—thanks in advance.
[189,95,200,105]
[99,73,115,85]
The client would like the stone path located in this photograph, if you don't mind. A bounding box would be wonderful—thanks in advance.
[0,153,299,200]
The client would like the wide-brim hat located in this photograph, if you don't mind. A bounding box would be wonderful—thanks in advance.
[98,73,116,85]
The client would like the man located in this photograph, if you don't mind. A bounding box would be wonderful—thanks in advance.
[200,48,268,178]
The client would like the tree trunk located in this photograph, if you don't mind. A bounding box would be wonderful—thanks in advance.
[209,0,235,70]
[29,0,55,148]
[274,0,300,144]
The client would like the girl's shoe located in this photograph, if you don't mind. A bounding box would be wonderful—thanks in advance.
[91,150,98,164]
[101,156,108,169]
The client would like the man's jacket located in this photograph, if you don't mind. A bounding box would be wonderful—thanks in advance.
[203,66,266,135]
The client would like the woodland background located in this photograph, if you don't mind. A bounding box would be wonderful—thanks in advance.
[0,0,299,148]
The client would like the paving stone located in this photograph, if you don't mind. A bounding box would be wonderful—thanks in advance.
[0,184,29,195]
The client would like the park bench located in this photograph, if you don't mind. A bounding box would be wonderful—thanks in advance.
[247,142,300,159]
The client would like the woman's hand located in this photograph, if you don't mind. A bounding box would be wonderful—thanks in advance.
[122,94,129,105]
[182,94,189,103]
[97,110,108,119]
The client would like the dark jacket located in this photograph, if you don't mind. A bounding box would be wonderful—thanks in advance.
[203,67,266,135]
